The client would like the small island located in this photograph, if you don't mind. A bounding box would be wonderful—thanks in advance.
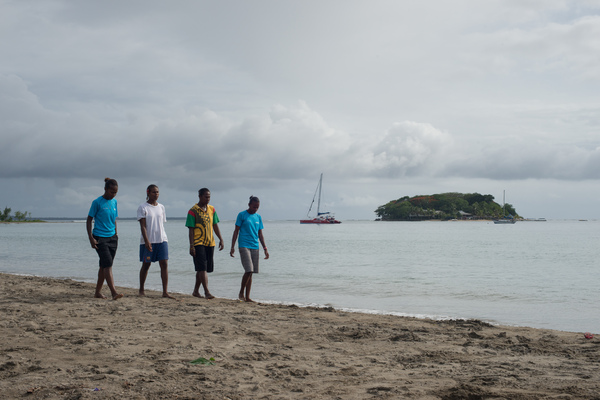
[0,207,43,223]
[375,192,519,221]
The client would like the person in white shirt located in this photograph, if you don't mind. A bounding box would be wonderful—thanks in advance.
[137,184,175,299]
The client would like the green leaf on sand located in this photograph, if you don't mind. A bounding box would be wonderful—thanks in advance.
[190,357,216,365]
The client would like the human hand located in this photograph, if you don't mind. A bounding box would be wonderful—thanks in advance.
[230,248,235,258]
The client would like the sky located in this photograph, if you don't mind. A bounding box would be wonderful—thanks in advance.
[2,0,600,221]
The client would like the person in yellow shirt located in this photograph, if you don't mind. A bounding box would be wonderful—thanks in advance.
[185,188,224,299]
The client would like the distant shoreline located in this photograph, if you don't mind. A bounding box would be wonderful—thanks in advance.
[0,220,46,224]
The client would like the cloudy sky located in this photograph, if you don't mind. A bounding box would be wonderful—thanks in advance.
[2,0,600,221]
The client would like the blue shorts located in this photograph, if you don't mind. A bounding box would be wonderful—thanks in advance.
[139,242,169,263]
[94,235,118,269]
[193,245,214,272]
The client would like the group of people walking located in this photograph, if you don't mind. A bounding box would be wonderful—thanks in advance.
[86,178,268,302]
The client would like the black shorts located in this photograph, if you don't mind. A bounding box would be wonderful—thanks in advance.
[193,245,214,272]
[94,234,118,268]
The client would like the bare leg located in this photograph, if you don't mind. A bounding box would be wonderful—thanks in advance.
[103,267,123,300]
[95,267,106,299]
[240,272,254,302]
[192,271,203,298]
[193,271,212,298]
[159,260,175,299]
[139,262,151,296]
[202,270,215,299]
[239,272,251,300]
[193,271,214,299]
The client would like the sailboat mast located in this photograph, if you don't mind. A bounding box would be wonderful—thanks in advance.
[317,173,323,214]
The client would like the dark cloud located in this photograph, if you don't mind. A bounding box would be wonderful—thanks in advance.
[3,73,600,186]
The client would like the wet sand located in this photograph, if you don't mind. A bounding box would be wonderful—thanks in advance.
[1,273,599,399]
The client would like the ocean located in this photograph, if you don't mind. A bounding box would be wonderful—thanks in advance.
[0,219,598,333]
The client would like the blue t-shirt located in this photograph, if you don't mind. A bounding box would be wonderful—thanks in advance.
[88,196,118,237]
[235,210,264,249]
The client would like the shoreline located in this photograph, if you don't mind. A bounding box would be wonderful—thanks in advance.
[0,272,523,331]
[6,271,590,334]
[1,273,599,399]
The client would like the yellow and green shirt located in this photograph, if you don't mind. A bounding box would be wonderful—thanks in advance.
[185,204,220,247]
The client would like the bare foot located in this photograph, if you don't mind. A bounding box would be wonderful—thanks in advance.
[245,298,256,303]
[238,295,245,301]
[162,293,176,300]
[138,291,146,297]
[205,293,215,300]
[112,293,124,300]
[94,293,107,299]
[192,292,204,299]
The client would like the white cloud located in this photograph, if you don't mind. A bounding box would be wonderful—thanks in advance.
[368,122,453,177]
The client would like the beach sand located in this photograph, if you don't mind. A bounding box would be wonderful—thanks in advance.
[1,273,599,399]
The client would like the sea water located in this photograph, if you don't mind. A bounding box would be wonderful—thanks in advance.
[0,219,598,333]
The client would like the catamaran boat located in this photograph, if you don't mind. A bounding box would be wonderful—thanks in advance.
[300,173,341,224]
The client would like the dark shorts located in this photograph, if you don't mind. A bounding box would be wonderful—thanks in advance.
[139,242,169,263]
[193,245,214,272]
[94,234,118,269]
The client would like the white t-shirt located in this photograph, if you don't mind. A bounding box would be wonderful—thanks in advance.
[137,202,168,244]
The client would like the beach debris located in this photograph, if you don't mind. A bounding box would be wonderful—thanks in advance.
[190,357,215,365]
[584,332,594,339]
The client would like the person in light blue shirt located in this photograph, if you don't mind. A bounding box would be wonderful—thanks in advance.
[86,177,123,300]
[230,196,269,302]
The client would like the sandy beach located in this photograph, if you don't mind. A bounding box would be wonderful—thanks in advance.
[1,273,599,399]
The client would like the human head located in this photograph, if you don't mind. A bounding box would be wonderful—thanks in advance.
[198,188,211,206]
[247,195,260,214]
[146,184,159,201]
[103,177,118,200]
[104,177,118,190]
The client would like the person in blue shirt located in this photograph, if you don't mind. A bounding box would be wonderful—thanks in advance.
[86,177,124,300]
[230,196,269,302]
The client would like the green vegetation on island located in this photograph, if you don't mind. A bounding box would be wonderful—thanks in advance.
[0,207,42,222]
[375,192,518,221]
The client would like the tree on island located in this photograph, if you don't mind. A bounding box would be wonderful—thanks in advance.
[0,206,33,222]
[375,192,518,221]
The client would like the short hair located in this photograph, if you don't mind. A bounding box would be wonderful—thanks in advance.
[249,195,260,204]
[104,177,118,190]
[199,188,210,196]
[146,184,158,200]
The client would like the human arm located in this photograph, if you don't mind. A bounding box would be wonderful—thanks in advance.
[86,216,98,249]
[258,229,269,259]
[188,227,196,257]
[139,218,152,252]
[213,223,224,251]
[230,225,240,257]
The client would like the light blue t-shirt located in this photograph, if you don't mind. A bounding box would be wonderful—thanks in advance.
[235,210,264,249]
[88,196,118,237]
